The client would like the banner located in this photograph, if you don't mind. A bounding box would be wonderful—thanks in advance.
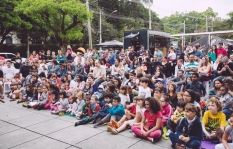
[189,35,209,52]
[211,35,232,46]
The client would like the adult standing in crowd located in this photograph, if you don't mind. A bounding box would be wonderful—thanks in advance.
[11,52,22,72]
[19,59,31,79]
[154,46,163,62]
[217,42,227,57]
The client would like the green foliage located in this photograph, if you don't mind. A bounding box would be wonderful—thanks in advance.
[15,0,92,48]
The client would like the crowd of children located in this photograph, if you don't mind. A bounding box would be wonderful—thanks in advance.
[2,43,233,149]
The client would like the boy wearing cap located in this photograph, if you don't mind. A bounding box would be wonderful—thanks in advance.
[155,78,167,93]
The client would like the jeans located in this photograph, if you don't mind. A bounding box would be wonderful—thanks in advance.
[169,132,201,148]
[222,108,232,120]
[100,114,122,123]
[176,84,182,92]
[78,113,105,125]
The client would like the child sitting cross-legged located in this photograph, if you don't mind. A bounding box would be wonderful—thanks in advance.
[93,96,125,128]
[166,100,186,136]
[74,92,113,127]
[51,91,69,115]
[107,96,145,135]
[169,103,202,149]
[132,97,163,143]
[66,96,77,114]
[202,96,226,143]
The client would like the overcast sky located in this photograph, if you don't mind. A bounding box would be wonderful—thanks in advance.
[151,0,233,19]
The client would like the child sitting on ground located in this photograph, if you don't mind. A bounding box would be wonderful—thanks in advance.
[118,85,130,105]
[169,103,202,149]
[166,100,186,136]
[93,85,104,100]
[51,91,69,115]
[215,114,233,149]
[66,96,77,114]
[202,96,226,143]
[73,92,85,118]
[131,97,163,143]
[74,93,113,127]
[160,95,173,125]
[93,96,125,128]
[219,86,233,120]
[138,77,151,98]
[33,85,49,109]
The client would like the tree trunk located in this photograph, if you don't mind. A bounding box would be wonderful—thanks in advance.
[26,31,30,58]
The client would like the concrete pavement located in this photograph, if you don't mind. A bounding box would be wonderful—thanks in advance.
[0,98,170,149]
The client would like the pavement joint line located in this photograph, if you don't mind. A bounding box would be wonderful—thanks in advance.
[74,130,105,145]
[8,136,44,149]
[0,119,83,148]
[65,145,80,149]
[127,139,141,148]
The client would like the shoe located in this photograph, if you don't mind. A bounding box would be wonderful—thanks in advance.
[166,129,172,137]
[111,120,119,129]
[59,112,64,116]
[22,102,28,107]
[17,100,22,104]
[108,126,118,135]
[74,122,81,127]
[92,119,97,124]
[107,126,112,132]
[10,99,15,102]
[93,121,102,128]
[27,105,32,108]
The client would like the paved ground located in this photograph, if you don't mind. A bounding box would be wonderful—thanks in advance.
[0,98,170,149]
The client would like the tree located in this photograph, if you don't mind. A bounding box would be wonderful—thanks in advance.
[16,0,92,52]
[227,12,233,28]
[0,0,31,45]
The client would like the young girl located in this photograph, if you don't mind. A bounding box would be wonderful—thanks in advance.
[33,85,49,109]
[66,96,77,114]
[72,92,85,118]
[180,76,191,92]
[219,86,233,120]
[202,97,226,143]
[160,95,173,125]
[43,84,59,110]
[27,85,43,108]
[131,97,163,143]
[177,92,184,101]
[51,91,69,115]
[169,103,202,149]
[167,83,178,109]
[118,85,130,105]
[208,46,217,62]
[215,114,233,149]
[153,87,164,100]
[17,85,33,103]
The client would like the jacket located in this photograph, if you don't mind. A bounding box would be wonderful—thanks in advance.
[108,104,125,116]
[49,65,61,76]
[56,55,66,63]
[176,118,203,141]
[184,81,206,96]
[170,76,185,85]
[97,100,111,117]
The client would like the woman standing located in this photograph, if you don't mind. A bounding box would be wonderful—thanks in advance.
[92,49,99,60]
[207,45,217,62]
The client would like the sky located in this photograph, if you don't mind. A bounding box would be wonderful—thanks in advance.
[151,0,233,19]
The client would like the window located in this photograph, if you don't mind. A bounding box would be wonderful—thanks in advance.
[6,54,15,59]
[0,54,6,58]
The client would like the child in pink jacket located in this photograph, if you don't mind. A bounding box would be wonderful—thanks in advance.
[159,95,173,125]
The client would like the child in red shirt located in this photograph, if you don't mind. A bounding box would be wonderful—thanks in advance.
[131,97,163,143]
[160,95,173,125]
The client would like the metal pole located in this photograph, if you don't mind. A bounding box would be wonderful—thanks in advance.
[99,9,102,44]
[149,5,151,29]
[196,22,198,40]
[206,16,208,32]
[183,20,185,47]
[86,0,92,49]
[212,18,213,32]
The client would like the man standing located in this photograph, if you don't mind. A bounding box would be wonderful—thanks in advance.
[184,54,199,76]
[93,60,106,85]
[217,43,227,57]
[11,52,22,72]
[154,46,163,62]
[108,49,116,66]
[19,59,31,79]
[2,61,16,82]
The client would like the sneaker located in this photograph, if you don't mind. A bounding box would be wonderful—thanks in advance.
[93,121,102,128]
[74,122,81,127]
[111,120,119,129]
[108,126,118,135]
[107,126,112,132]
[166,129,172,137]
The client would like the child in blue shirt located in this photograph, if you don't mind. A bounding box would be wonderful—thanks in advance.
[93,96,125,128]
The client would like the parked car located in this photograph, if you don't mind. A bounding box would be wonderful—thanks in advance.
[0,53,26,63]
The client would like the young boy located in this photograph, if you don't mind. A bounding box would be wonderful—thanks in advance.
[74,92,113,127]
[138,77,151,98]
[93,85,104,100]
[219,86,233,120]
[202,97,226,143]
[155,78,166,93]
[166,100,186,135]
[93,96,125,128]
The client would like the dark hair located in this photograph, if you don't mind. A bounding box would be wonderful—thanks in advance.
[59,91,67,98]
[178,70,184,74]
[124,72,129,79]
[177,100,187,109]
[106,83,115,93]
[15,52,19,55]
[161,94,170,103]
[103,92,113,99]
[185,89,198,103]
[192,72,199,78]
[113,96,121,103]
[220,86,228,92]
[185,103,201,118]
[120,85,128,95]
[144,97,161,114]
[49,84,59,92]
[114,78,122,89]
[140,77,149,84]
[136,73,143,79]
[154,87,164,93]
[52,59,59,65]
[76,74,84,82]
